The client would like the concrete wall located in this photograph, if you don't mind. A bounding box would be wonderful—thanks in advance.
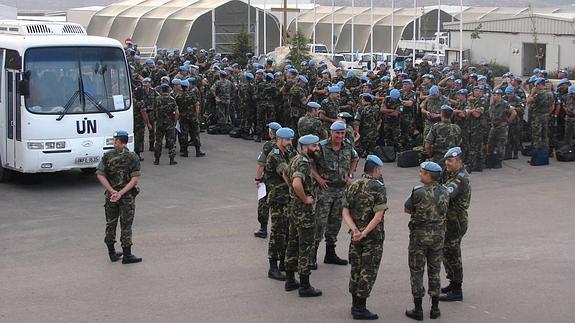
[449,30,575,76]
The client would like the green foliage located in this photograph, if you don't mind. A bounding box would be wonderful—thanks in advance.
[471,60,509,77]
[286,31,312,68]
[230,31,253,66]
[470,23,482,40]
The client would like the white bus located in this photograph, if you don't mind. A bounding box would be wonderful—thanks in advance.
[0,20,133,181]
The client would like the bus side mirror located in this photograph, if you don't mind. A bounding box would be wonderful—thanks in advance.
[18,79,30,97]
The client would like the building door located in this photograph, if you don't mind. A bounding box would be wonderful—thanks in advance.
[523,43,546,75]
[5,70,20,168]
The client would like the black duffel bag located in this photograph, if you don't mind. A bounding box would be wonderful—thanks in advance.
[397,150,421,168]
[373,145,396,162]
[556,145,575,162]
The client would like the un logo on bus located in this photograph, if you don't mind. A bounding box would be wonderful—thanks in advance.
[77,119,97,134]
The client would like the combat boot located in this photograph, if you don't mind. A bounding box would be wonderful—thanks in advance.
[284,271,299,291]
[254,224,267,238]
[195,146,206,157]
[405,297,423,321]
[352,296,379,320]
[441,282,453,294]
[324,244,348,265]
[106,244,123,262]
[121,247,142,264]
[298,275,322,297]
[153,157,160,165]
[440,282,463,302]
[169,157,178,165]
[430,296,441,319]
[268,259,286,281]
[309,253,318,270]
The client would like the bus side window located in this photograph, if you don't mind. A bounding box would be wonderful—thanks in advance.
[0,49,4,102]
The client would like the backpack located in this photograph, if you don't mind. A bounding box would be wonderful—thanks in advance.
[485,153,502,169]
[228,127,242,138]
[521,144,534,157]
[397,150,421,168]
[373,145,396,162]
[207,123,232,135]
[556,145,575,162]
[529,147,549,166]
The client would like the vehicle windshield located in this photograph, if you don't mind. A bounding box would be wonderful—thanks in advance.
[314,46,329,53]
[24,46,131,115]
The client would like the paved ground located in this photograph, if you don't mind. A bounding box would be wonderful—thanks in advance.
[1,134,574,323]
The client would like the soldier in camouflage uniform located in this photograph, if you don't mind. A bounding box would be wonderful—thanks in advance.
[342,154,387,320]
[425,105,462,164]
[355,93,382,157]
[564,85,575,147]
[211,70,234,125]
[421,86,447,146]
[467,86,489,172]
[312,121,359,269]
[404,161,449,321]
[153,84,179,165]
[504,86,525,159]
[313,69,331,103]
[527,78,554,150]
[289,75,312,133]
[403,58,418,82]
[298,102,325,139]
[96,130,143,264]
[319,86,342,134]
[439,147,471,302]
[452,89,470,163]
[381,89,403,151]
[133,78,155,160]
[265,128,296,281]
[255,122,282,238]
[177,79,205,158]
[284,134,323,297]
[487,89,516,167]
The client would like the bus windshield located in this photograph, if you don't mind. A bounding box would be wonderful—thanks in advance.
[24,46,131,115]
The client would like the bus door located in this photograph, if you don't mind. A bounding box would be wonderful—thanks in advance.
[5,70,21,168]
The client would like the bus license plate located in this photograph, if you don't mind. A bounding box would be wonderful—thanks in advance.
[75,156,100,165]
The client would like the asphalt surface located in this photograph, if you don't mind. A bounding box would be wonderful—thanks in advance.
[1,134,574,323]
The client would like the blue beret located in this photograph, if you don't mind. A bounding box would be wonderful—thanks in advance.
[381,76,390,81]
[276,127,295,138]
[308,60,316,66]
[330,121,346,131]
[160,76,170,81]
[133,55,141,60]
[220,70,228,76]
[142,77,152,83]
[245,72,254,80]
[338,112,353,118]
[300,61,307,66]
[454,79,462,84]
[299,75,309,84]
[307,101,321,109]
[346,70,356,78]
[113,130,129,138]
[145,59,154,65]
[398,72,408,78]
[420,161,442,173]
[157,59,164,65]
[558,78,571,87]
[442,67,451,73]
[256,69,264,74]
[444,147,463,159]
[360,93,375,101]
[366,154,384,167]
[179,66,188,71]
[274,71,283,77]
[267,122,282,130]
[335,67,342,72]
[429,86,439,95]
[457,89,468,95]
[171,78,181,85]
[534,77,545,85]
[265,73,274,79]
[402,79,413,84]
[336,81,345,88]
[441,105,454,112]
[190,65,199,70]
[298,134,320,145]
[231,63,239,68]
[473,85,485,90]
[505,86,515,94]
[187,77,197,84]
[322,69,330,75]
[288,68,298,74]
[493,88,504,95]
[514,76,523,83]
[477,75,487,81]
[569,85,575,95]
[160,83,171,90]
[180,79,189,87]
[328,86,340,93]
[390,89,401,100]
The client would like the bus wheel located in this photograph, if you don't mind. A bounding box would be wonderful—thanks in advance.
[0,158,14,182]
[81,167,97,175]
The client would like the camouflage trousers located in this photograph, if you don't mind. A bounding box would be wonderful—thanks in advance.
[285,201,315,276]
[382,122,402,152]
[155,122,176,159]
[506,122,522,157]
[409,229,445,298]
[215,101,230,125]
[255,103,276,137]
[313,188,344,251]
[443,214,468,284]
[178,117,201,153]
[147,112,156,150]
[349,235,384,298]
[467,129,485,171]
[357,133,378,157]
[104,193,136,248]
[531,115,549,149]
[134,121,146,154]
[423,120,434,145]
[488,127,508,161]
[268,200,289,260]
[241,103,255,134]
[257,193,269,227]
[564,116,575,147]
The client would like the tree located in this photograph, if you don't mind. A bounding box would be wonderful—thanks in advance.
[286,31,312,68]
[230,30,253,66]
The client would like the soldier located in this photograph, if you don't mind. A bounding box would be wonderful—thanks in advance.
[133,78,155,161]
[503,86,524,160]
[404,161,450,321]
[284,134,323,297]
[96,130,143,264]
[312,121,359,269]
[337,112,359,146]
[425,105,462,164]
[527,78,555,151]
[211,70,234,126]
[421,85,447,144]
[403,58,418,82]
[178,78,205,158]
[564,85,575,146]
[265,127,296,281]
[240,72,257,139]
[438,147,472,303]
[487,89,516,167]
[153,84,179,165]
[380,89,403,151]
[298,102,325,139]
[289,75,312,133]
[342,154,387,320]
[452,89,470,163]
[466,86,488,172]
[313,69,331,103]
[254,122,283,238]
[355,93,382,157]
[319,86,342,134]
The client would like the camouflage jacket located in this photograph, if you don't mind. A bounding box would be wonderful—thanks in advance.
[155,94,179,126]
[342,173,388,239]
[288,153,315,198]
[355,104,382,137]
[298,115,324,138]
[96,147,141,194]
[211,78,234,104]
[489,100,513,128]
[315,138,359,188]
[289,85,309,119]
[530,89,554,118]
[320,98,341,130]
[265,147,296,204]
[425,120,462,156]
[404,182,449,230]
[440,168,471,221]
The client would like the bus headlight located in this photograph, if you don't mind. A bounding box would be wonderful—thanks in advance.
[27,142,44,150]
[45,142,56,149]
[56,141,66,149]
[105,137,114,146]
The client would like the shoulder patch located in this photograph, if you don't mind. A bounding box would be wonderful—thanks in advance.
[319,139,329,146]
[413,184,424,191]
[274,148,280,155]
[457,170,466,179]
